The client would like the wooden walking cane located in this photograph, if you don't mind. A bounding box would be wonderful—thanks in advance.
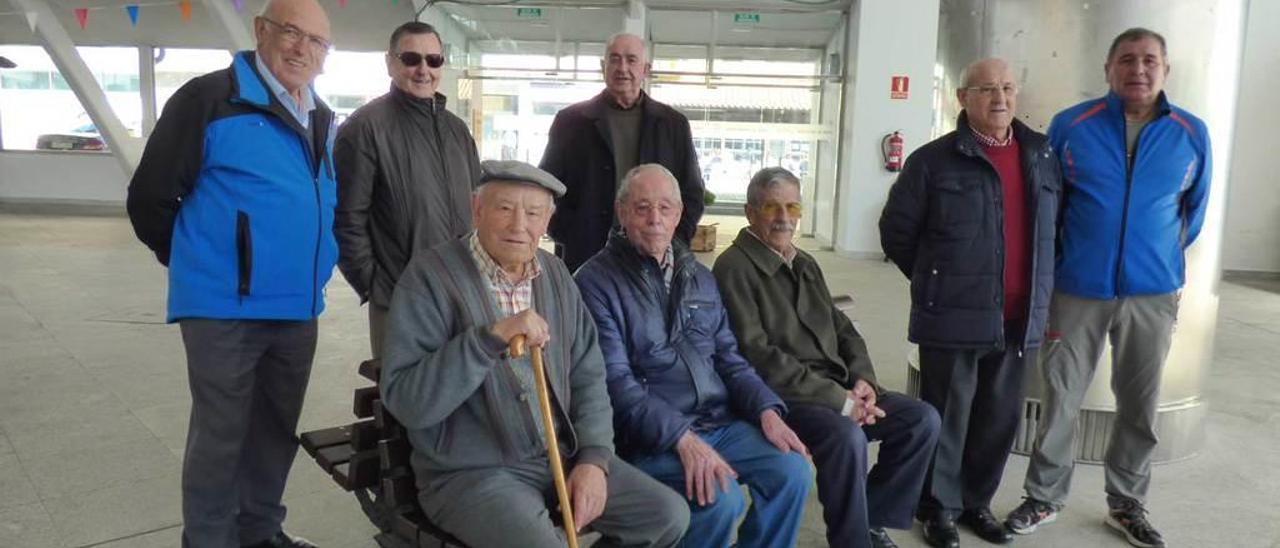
[510,335,580,548]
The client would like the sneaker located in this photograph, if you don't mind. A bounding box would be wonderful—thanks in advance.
[1004,497,1058,534]
[1106,499,1166,548]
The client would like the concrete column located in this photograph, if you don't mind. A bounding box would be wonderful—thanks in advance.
[199,0,255,54]
[139,46,157,137]
[624,0,647,39]
[832,0,940,258]
[11,0,142,177]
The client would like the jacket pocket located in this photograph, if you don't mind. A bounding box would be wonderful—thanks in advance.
[682,299,719,336]
[236,211,253,296]
[930,178,982,239]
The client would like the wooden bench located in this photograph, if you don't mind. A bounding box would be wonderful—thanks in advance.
[300,359,469,548]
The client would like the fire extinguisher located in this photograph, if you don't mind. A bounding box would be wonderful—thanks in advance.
[882,131,904,172]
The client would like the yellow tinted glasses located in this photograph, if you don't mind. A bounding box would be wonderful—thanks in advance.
[757,201,803,218]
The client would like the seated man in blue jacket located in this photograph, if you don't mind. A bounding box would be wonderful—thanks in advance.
[574,164,812,548]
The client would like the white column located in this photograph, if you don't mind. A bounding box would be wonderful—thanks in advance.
[139,46,157,137]
[832,0,940,258]
[11,0,142,177]
[199,0,255,54]
[623,0,647,39]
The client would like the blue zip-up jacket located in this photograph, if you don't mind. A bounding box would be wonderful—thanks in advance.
[575,231,785,459]
[1048,91,1211,299]
[128,51,338,322]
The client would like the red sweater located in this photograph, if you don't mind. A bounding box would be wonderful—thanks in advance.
[981,139,1030,321]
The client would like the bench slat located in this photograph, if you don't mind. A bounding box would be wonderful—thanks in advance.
[354,386,380,418]
[299,424,351,457]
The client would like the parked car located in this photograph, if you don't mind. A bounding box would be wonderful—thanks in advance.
[36,123,108,151]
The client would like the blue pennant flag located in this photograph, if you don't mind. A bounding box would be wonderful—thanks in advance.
[126,5,140,27]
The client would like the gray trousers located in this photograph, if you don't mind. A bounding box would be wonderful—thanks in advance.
[420,455,690,548]
[369,301,389,359]
[179,319,317,548]
[1024,291,1178,507]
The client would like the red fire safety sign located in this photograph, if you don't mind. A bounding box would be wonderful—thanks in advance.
[891,76,909,99]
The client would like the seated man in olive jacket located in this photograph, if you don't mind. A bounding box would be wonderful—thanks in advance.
[713,167,941,548]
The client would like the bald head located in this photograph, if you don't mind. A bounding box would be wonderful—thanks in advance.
[957,57,1017,140]
[255,0,330,97]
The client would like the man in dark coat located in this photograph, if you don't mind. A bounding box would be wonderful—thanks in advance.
[334,21,481,357]
[575,164,811,548]
[539,33,704,272]
[878,58,1061,548]
[715,167,941,548]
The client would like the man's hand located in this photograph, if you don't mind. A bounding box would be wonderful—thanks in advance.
[490,309,550,347]
[675,431,737,506]
[849,379,887,426]
[565,463,607,533]
[760,409,810,460]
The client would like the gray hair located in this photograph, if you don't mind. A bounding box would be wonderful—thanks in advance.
[1107,27,1167,63]
[746,167,801,207]
[617,164,681,206]
[958,57,1011,88]
[604,32,649,62]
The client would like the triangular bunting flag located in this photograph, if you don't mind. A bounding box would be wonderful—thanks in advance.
[25,11,37,32]
[126,5,140,27]
[74,8,88,30]
[338,0,347,7]
[233,0,243,12]
[180,0,193,22]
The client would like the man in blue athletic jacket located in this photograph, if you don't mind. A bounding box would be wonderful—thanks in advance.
[1006,28,1211,548]
[126,1,336,546]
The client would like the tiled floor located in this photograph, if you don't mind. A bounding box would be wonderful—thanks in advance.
[0,212,1277,547]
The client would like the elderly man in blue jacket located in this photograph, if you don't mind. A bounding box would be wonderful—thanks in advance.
[1006,28,1212,548]
[575,164,812,548]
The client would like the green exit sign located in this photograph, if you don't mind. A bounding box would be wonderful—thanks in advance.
[516,7,543,18]
[734,12,761,24]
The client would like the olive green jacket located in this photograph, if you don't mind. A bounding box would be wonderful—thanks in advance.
[712,228,879,412]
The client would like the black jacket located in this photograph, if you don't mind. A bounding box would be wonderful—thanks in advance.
[333,86,481,306]
[879,113,1061,350]
[540,91,705,272]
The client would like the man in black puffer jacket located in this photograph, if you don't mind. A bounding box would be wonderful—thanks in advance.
[879,58,1061,548]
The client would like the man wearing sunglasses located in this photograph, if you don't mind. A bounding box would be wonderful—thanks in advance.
[334,21,481,358]
[714,167,942,548]
[127,0,335,546]
[540,33,705,273]
[878,58,1062,548]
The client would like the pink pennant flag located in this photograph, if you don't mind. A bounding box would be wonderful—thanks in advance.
[74,8,88,30]
[338,0,347,7]
[233,0,243,12]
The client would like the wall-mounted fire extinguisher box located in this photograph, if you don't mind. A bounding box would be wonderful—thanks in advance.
[882,131,904,172]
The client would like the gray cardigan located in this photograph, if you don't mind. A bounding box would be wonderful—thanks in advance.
[380,237,615,484]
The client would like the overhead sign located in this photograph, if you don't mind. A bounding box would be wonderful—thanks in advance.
[890,75,910,99]
[516,7,543,18]
[734,12,761,24]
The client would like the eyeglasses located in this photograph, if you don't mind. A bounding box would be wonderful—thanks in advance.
[396,51,446,69]
[964,83,1018,97]
[260,17,331,53]
[756,201,803,218]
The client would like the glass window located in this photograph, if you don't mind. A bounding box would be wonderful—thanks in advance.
[154,48,232,117]
[0,45,138,152]
[314,50,391,126]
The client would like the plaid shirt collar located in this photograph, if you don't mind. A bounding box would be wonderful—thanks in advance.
[969,124,1015,147]
[468,231,542,288]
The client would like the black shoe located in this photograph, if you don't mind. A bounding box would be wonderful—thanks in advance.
[1106,499,1166,548]
[242,531,318,548]
[959,508,1013,544]
[869,527,899,548]
[922,517,960,548]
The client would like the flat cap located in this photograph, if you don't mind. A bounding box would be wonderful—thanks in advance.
[479,160,566,198]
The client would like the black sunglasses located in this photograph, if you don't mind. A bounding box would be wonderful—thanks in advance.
[397,51,445,68]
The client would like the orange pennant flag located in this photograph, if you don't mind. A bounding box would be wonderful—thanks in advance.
[179,0,192,22]
[74,7,88,29]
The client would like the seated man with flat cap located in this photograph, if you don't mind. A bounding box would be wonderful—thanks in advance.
[380,160,690,548]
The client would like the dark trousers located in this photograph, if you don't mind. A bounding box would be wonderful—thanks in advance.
[918,335,1029,517]
[179,319,317,548]
[786,392,940,548]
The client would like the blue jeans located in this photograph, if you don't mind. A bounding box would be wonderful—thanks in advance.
[629,420,811,548]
